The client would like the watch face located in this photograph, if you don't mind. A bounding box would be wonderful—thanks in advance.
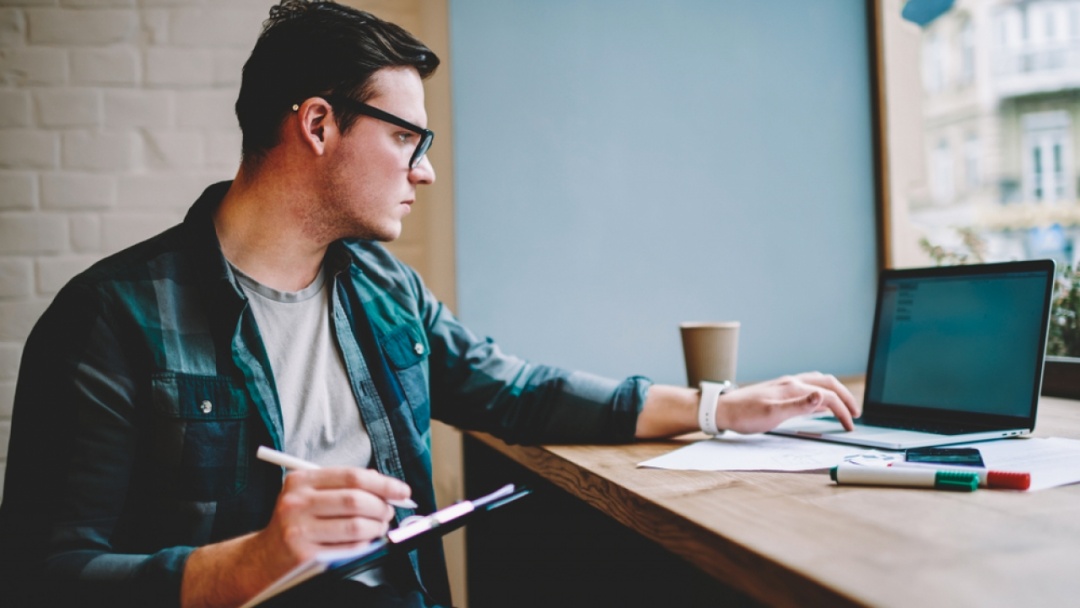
[712,380,734,393]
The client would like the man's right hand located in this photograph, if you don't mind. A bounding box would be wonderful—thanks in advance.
[715,371,861,434]
[180,467,413,608]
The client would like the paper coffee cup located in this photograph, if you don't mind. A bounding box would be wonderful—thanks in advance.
[680,321,739,387]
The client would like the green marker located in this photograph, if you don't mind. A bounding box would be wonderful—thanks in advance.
[830,463,978,491]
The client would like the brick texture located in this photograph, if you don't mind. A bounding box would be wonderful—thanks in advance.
[36,89,103,127]
[0,257,33,298]
[61,131,138,171]
[26,9,138,46]
[41,172,116,209]
[0,299,49,341]
[0,90,31,127]
[70,47,140,86]
[0,129,57,168]
[0,47,67,86]
[36,253,100,294]
[0,213,68,254]
[0,0,281,496]
[0,343,21,380]
[0,171,37,209]
[0,10,28,49]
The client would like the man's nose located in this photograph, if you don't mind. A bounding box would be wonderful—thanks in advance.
[410,155,436,185]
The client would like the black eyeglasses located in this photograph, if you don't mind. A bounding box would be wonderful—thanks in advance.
[321,95,434,169]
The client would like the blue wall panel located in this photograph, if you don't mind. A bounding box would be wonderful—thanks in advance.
[449,0,877,386]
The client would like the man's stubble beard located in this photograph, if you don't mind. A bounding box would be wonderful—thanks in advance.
[304,165,393,244]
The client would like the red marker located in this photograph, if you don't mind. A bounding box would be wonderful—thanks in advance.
[889,461,1030,490]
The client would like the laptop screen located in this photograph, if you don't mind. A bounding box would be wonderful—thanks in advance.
[863,260,1055,426]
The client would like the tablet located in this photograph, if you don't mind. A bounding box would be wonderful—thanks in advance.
[242,484,531,607]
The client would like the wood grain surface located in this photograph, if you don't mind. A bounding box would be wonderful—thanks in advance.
[468,394,1080,607]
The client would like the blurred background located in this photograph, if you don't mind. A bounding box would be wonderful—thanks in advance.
[0,0,885,603]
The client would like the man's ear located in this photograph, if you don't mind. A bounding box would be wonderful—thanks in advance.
[293,97,336,156]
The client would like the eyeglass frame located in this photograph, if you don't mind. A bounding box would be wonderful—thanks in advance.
[308,95,434,169]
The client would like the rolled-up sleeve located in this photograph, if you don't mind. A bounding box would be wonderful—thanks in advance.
[424,297,651,445]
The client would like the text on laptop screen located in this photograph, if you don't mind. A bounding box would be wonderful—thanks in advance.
[865,270,1047,416]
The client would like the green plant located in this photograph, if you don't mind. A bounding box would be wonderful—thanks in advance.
[917,226,986,266]
[1048,265,1080,358]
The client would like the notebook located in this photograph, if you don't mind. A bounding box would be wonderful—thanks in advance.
[770,259,1056,450]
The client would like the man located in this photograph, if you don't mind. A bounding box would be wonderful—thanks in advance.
[0,2,859,607]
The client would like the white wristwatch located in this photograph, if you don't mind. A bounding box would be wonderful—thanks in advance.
[698,380,735,436]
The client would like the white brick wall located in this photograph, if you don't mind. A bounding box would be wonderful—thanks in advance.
[0,0,276,499]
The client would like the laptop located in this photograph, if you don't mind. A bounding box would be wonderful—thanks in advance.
[770,259,1056,450]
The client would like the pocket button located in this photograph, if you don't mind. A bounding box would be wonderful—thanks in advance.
[200,400,213,414]
[414,343,425,355]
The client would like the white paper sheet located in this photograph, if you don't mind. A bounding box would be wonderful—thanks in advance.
[639,434,1080,492]
[953,437,1080,491]
[637,432,876,471]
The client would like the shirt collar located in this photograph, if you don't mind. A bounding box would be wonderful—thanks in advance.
[182,181,248,328]
[183,180,362,298]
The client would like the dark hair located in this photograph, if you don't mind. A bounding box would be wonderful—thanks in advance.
[235,0,440,166]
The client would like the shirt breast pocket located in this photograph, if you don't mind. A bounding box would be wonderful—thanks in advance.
[150,372,252,501]
[380,325,431,437]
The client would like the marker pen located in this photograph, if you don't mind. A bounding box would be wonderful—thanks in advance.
[888,461,1030,490]
[830,462,979,491]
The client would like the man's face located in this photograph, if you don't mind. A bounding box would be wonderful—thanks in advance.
[313,66,436,243]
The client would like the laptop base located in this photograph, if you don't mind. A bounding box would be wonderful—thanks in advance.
[769,415,1030,451]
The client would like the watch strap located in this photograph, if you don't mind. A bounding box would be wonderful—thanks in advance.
[698,380,733,436]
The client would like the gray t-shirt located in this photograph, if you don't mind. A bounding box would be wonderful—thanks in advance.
[232,265,373,470]
[233,264,385,586]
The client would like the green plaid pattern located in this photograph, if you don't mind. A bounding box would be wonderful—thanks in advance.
[0,181,649,607]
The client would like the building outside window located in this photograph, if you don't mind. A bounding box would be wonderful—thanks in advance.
[1022,111,1073,204]
[932,139,956,203]
[882,0,1080,268]
[964,133,982,191]
[960,18,976,84]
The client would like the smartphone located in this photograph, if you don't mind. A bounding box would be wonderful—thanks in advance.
[904,447,985,467]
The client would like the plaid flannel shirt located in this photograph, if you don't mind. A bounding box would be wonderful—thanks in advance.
[0,181,649,607]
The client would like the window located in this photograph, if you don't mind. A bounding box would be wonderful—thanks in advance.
[876,0,1080,392]
[1021,112,1072,204]
[922,31,947,92]
[880,0,1078,267]
[959,18,976,85]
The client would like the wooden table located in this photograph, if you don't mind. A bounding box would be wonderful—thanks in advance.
[463,394,1080,607]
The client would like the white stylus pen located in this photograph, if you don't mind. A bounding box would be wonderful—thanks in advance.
[256,445,419,509]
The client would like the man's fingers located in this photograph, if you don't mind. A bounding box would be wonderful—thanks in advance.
[819,391,856,431]
[780,380,856,431]
[288,467,412,502]
[280,468,412,532]
[304,515,391,545]
[304,488,396,520]
[273,485,396,550]
[798,372,862,418]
